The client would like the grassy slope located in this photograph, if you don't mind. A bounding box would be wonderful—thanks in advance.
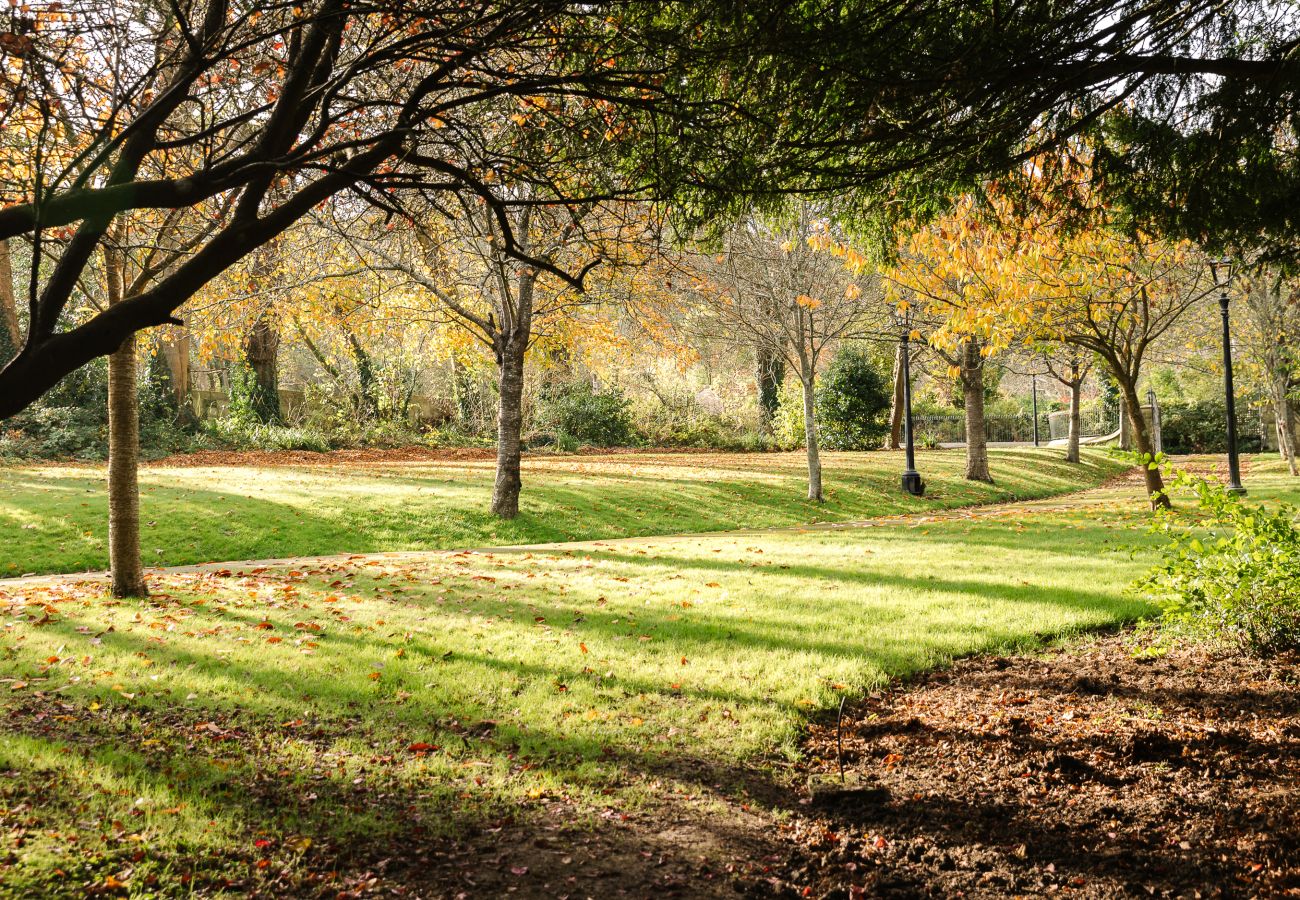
[0,448,1125,575]
[1,466,1244,896]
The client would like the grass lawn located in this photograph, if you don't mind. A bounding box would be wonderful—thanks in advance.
[0,448,1127,576]
[0,453,1290,896]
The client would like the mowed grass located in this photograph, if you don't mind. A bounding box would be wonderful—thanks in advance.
[0,448,1126,575]
[2,465,1261,897]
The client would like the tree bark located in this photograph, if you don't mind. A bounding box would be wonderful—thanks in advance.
[1066,374,1082,464]
[344,327,381,418]
[105,248,148,598]
[1117,377,1170,509]
[0,239,18,364]
[491,265,536,520]
[888,340,905,450]
[1271,383,1298,476]
[242,311,281,423]
[755,342,784,435]
[158,328,195,425]
[961,340,993,483]
[801,371,823,501]
[492,341,527,518]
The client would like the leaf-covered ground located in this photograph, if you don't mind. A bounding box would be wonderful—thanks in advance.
[0,455,1293,897]
[0,447,1125,575]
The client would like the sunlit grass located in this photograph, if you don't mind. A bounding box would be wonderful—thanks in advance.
[2,452,1292,895]
[0,448,1126,575]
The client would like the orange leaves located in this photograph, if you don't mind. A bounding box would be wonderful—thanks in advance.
[795,294,822,310]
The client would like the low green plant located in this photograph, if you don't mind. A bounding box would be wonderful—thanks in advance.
[1135,469,1300,655]
[815,346,891,450]
[537,381,639,447]
[1160,399,1263,455]
[203,418,333,452]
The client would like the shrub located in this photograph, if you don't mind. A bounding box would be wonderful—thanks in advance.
[537,382,639,447]
[1135,471,1300,655]
[816,347,891,450]
[1160,399,1262,455]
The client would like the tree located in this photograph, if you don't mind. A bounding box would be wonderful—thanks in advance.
[1038,228,1208,508]
[1033,343,1094,464]
[870,195,1039,483]
[1239,268,1300,476]
[3,1,1295,420]
[692,205,879,501]
[370,194,645,518]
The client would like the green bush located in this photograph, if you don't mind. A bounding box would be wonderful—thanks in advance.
[772,379,808,450]
[0,359,109,459]
[815,347,891,450]
[1160,399,1263,455]
[537,382,639,447]
[1136,471,1300,655]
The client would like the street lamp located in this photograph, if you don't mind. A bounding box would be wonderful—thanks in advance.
[1209,257,1247,495]
[892,304,925,497]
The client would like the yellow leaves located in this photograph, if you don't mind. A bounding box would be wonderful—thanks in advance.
[795,294,822,310]
[844,283,861,300]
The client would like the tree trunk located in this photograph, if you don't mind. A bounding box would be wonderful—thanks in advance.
[344,327,381,419]
[1118,377,1170,509]
[755,342,784,436]
[961,340,993,483]
[243,312,281,423]
[492,340,527,519]
[1066,372,1082,464]
[1271,384,1298,476]
[158,328,195,425]
[0,238,18,364]
[801,372,823,501]
[105,250,148,598]
[888,341,905,450]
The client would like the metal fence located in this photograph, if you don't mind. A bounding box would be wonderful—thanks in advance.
[913,411,1116,445]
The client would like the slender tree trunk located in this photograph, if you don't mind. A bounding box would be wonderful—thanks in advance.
[344,327,381,418]
[158,328,195,426]
[492,341,527,518]
[0,239,18,364]
[800,370,823,501]
[243,312,281,423]
[491,264,536,520]
[1271,382,1298,476]
[1066,370,1082,464]
[105,249,147,598]
[961,340,992,483]
[888,341,905,450]
[755,343,784,436]
[1117,377,1170,509]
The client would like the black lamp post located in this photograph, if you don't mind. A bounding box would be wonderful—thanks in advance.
[1209,257,1247,495]
[892,305,925,497]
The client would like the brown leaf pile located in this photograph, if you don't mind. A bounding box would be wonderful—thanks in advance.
[765,633,1300,898]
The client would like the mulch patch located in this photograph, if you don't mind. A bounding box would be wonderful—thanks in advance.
[764,633,1300,898]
